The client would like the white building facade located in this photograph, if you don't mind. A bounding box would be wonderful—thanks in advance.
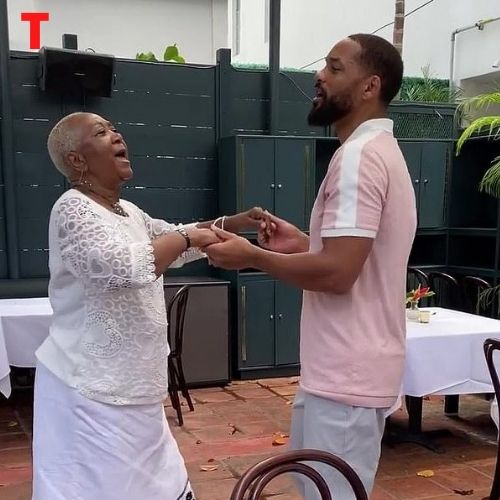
[230,0,500,92]
[6,0,229,65]
[6,0,500,92]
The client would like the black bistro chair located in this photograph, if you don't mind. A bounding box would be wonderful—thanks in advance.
[428,271,462,310]
[483,339,500,500]
[166,285,194,426]
[230,449,368,500]
[462,275,493,316]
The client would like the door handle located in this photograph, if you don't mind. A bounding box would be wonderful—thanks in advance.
[278,313,283,319]
[238,142,245,212]
[270,314,274,320]
[423,179,429,184]
[414,179,420,184]
[270,184,275,189]
[277,184,282,189]
[241,286,247,362]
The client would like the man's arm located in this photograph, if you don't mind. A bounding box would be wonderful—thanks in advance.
[251,237,373,293]
[206,228,373,294]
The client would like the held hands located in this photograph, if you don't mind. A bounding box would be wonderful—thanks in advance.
[189,208,308,270]
[204,227,257,270]
[186,228,221,248]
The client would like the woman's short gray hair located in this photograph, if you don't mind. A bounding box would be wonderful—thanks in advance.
[47,112,87,178]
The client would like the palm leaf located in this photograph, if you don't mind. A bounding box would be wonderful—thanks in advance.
[479,155,500,197]
[457,92,500,116]
[479,285,500,315]
[456,116,500,153]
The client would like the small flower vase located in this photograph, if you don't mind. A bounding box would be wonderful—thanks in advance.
[407,301,420,321]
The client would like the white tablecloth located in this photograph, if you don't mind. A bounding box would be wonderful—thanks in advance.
[0,297,52,398]
[404,307,500,397]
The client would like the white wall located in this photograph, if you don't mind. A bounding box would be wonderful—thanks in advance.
[7,0,229,64]
[232,0,500,88]
[229,0,270,64]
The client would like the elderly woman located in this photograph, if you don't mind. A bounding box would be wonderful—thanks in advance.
[32,112,263,500]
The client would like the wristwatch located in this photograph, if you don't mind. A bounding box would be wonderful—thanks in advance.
[176,227,191,249]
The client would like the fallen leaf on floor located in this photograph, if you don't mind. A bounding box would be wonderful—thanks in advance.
[228,424,237,435]
[196,440,202,445]
[453,489,474,496]
[272,432,289,446]
[207,458,215,463]
[200,464,219,472]
[416,470,434,478]
[272,437,288,446]
[286,401,293,405]
[6,421,17,427]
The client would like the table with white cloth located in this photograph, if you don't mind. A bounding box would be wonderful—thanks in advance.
[0,297,53,398]
[404,307,500,397]
[2,301,500,406]
[388,307,500,452]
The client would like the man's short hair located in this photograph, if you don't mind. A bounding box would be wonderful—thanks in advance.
[349,33,404,105]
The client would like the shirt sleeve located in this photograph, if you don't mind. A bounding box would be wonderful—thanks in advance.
[55,196,157,290]
[138,209,206,268]
[321,142,388,239]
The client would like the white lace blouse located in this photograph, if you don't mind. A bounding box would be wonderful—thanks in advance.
[36,189,204,405]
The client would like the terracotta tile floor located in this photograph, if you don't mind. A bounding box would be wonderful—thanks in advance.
[0,377,498,499]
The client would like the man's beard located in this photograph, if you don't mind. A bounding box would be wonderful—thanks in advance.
[307,94,353,127]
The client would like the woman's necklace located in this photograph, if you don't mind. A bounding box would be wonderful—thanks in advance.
[72,182,129,217]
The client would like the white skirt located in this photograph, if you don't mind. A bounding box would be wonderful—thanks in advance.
[32,363,195,500]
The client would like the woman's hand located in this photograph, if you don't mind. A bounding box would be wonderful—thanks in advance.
[224,207,267,233]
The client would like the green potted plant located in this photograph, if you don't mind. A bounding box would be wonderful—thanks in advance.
[401,65,461,103]
[136,44,185,64]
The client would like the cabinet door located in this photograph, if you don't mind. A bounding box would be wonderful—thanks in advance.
[399,141,422,209]
[238,278,275,369]
[419,142,448,228]
[274,281,302,366]
[238,138,275,213]
[274,139,315,230]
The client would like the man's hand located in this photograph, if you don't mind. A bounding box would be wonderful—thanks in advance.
[257,212,309,254]
[204,226,258,270]
[224,207,267,233]
[186,228,221,248]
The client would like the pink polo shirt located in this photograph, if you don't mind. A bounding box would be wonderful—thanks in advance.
[300,118,417,408]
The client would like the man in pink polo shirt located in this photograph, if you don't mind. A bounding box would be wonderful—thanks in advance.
[206,33,417,499]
